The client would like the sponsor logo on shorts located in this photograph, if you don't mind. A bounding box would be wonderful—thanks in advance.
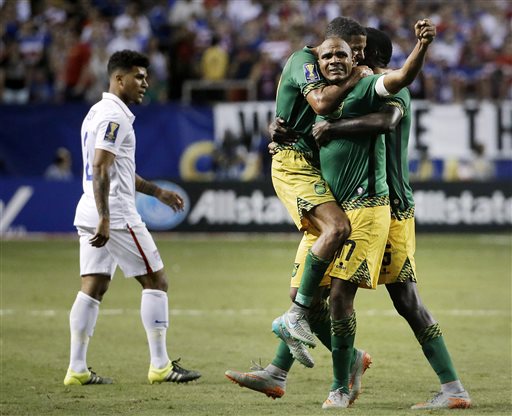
[335,262,346,270]
[291,263,300,277]
[314,181,327,195]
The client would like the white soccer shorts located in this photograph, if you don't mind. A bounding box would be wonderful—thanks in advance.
[77,224,164,278]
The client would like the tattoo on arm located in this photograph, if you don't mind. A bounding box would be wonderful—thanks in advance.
[136,175,158,196]
[93,167,110,218]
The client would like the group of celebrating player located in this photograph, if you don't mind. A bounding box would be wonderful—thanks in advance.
[63,11,471,412]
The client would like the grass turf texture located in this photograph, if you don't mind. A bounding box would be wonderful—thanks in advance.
[1,234,511,416]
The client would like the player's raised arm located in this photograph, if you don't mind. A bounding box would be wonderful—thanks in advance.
[379,19,436,95]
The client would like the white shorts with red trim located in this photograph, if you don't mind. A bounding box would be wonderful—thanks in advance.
[77,224,164,278]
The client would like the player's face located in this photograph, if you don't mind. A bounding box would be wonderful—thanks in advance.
[347,35,367,64]
[317,38,353,83]
[119,66,148,104]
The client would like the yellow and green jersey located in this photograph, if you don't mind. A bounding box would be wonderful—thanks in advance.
[319,75,406,207]
[275,46,328,166]
[384,88,415,219]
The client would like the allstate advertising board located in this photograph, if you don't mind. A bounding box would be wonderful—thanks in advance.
[1,179,510,235]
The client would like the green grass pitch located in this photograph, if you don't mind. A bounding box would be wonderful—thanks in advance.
[1,233,511,416]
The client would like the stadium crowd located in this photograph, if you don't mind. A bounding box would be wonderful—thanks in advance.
[1,0,511,105]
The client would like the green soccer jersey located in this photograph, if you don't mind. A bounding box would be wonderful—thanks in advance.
[275,47,328,165]
[384,88,416,218]
[319,75,406,205]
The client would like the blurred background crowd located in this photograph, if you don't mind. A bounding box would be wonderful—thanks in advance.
[1,0,511,105]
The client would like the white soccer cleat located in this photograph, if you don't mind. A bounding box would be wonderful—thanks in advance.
[272,316,314,368]
[322,388,351,409]
[411,390,471,410]
[225,363,285,399]
[281,303,317,348]
[348,349,372,404]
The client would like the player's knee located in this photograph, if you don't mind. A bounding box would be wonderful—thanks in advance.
[153,276,168,292]
[289,287,298,301]
[331,216,351,243]
[81,275,110,301]
[141,270,168,292]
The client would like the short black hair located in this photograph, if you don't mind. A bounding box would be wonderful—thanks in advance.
[107,50,150,76]
[363,27,393,68]
[325,17,366,40]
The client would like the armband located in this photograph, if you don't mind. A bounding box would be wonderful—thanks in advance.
[375,75,392,97]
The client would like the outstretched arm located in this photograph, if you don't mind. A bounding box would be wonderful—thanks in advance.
[313,105,403,147]
[382,19,436,94]
[136,175,184,212]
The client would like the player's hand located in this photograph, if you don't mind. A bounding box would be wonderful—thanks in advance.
[415,19,436,45]
[268,117,298,145]
[157,189,184,212]
[268,141,278,155]
[353,65,373,79]
[312,120,334,147]
[90,217,110,247]
[344,65,373,89]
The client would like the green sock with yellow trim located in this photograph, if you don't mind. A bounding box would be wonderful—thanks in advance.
[417,323,458,384]
[330,311,356,392]
[295,250,331,307]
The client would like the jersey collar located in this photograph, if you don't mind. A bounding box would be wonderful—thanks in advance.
[102,92,136,124]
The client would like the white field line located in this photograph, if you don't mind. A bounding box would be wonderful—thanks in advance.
[0,308,509,317]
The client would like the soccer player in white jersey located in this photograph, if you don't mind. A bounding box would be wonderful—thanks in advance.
[64,49,201,386]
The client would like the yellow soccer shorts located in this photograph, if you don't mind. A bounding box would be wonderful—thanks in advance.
[329,204,391,289]
[378,216,417,284]
[290,231,331,288]
[272,149,336,232]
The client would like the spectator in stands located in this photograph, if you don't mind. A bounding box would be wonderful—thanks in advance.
[146,36,169,103]
[113,1,152,50]
[491,35,512,100]
[411,147,436,182]
[456,143,495,182]
[59,26,91,102]
[200,33,228,81]
[452,25,493,102]
[167,23,197,100]
[107,17,142,55]
[84,38,109,103]
[44,147,74,181]
[423,27,462,102]
[168,0,205,27]
[249,51,281,101]
[0,40,30,104]
[212,129,248,180]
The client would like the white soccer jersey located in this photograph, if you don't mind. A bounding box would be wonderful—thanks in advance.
[74,92,142,229]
